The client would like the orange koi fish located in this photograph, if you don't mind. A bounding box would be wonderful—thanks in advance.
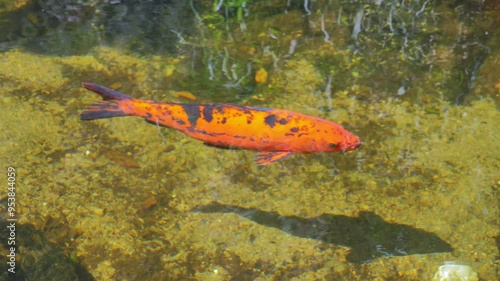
[80,82,361,164]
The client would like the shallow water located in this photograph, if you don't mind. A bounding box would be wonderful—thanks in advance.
[0,1,498,280]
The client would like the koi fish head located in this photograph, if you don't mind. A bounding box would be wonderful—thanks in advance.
[337,133,361,152]
[323,129,361,153]
[294,123,361,154]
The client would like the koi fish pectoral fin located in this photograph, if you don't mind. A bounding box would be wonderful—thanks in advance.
[254,151,294,165]
[203,142,238,150]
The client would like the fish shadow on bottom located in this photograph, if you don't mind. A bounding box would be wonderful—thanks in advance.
[191,202,453,263]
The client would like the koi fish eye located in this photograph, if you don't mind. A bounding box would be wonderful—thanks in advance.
[328,143,337,149]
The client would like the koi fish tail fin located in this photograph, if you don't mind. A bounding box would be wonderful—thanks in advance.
[80,82,132,120]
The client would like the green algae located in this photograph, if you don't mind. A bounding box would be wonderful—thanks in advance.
[0,50,68,95]
[1,46,498,280]
[1,1,499,280]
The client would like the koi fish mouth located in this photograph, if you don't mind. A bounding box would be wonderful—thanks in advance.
[340,139,362,152]
[354,141,362,149]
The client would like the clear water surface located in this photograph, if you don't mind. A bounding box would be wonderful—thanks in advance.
[0,1,498,280]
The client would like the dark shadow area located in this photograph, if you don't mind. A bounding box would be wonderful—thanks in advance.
[0,0,197,56]
[0,221,94,281]
[192,202,453,263]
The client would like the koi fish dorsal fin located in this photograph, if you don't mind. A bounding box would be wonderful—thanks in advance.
[254,151,293,165]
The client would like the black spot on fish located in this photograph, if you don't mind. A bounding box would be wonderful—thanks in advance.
[203,105,214,123]
[221,117,227,124]
[290,127,299,133]
[233,135,246,139]
[162,108,172,116]
[146,112,153,118]
[172,117,185,126]
[258,138,270,144]
[328,143,337,149]
[265,114,288,128]
[246,113,255,124]
[264,114,277,128]
[181,104,201,128]
[193,129,226,137]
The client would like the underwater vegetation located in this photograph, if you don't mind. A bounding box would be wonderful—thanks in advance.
[0,0,498,280]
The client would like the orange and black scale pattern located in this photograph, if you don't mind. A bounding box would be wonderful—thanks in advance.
[131,100,350,152]
[81,82,361,164]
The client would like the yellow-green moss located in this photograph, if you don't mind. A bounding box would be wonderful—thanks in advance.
[1,40,498,281]
[0,50,68,95]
